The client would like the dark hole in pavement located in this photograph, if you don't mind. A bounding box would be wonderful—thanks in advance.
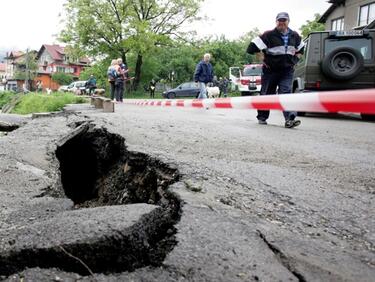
[0,124,19,134]
[0,123,182,276]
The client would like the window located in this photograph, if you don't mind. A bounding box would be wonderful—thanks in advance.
[325,38,372,60]
[56,66,65,73]
[332,17,344,31]
[243,66,262,76]
[359,2,375,26]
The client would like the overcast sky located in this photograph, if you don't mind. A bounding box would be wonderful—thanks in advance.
[0,0,331,51]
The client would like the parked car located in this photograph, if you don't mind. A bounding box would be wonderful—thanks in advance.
[162,82,200,99]
[293,29,375,120]
[58,85,70,92]
[229,64,262,96]
[67,81,87,95]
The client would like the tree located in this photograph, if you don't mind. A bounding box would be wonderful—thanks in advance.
[51,73,74,85]
[60,0,204,89]
[13,51,38,83]
[300,14,325,39]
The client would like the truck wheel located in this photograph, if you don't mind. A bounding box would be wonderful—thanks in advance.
[321,47,364,81]
[361,114,375,121]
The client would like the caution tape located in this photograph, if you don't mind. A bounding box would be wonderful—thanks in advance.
[123,89,375,114]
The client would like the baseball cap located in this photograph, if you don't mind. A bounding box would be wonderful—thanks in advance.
[276,12,290,21]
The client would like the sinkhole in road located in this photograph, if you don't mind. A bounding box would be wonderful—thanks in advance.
[29,123,181,275]
[53,123,181,274]
[0,124,19,136]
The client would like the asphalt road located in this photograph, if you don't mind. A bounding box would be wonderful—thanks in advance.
[0,104,374,281]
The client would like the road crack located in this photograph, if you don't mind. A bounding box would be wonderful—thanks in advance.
[257,230,306,282]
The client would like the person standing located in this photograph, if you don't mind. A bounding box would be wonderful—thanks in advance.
[114,58,126,102]
[86,75,97,95]
[194,53,214,99]
[36,80,43,92]
[107,59,118,101]
[149,79,156,98]
[117,58,129,102]
[247,12,304,128]
[221,77,229,98]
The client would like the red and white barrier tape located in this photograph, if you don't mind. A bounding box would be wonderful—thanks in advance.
[123,89,375,114]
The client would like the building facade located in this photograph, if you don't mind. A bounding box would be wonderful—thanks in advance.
[2,51,28,91]
[319,0,375,30]
[35,44,90,90]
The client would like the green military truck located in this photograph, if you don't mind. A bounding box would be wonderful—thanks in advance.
[293,29,375,120]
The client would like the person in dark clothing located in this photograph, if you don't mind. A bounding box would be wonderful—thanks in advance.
[86,75,97,95]
[220,77,229,97]
[247,12,304,128]
[149,79,156,98]
[115,58,128,102]
[194,53,214,99]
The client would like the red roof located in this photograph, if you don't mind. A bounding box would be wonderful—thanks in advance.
[37,44,90,65]
[0,63,5,72]
[43,44,65,61]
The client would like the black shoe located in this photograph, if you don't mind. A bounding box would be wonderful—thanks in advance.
[258,120,267,125]
[285,119,301,128]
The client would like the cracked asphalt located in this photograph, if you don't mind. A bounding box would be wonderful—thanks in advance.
[0,103,374,281]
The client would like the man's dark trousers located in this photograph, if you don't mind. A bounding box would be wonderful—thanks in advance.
[257,67,297,121]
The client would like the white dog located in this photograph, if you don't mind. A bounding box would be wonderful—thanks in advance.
[206,86,220,98]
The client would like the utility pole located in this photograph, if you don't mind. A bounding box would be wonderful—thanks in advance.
[25,48,29,92]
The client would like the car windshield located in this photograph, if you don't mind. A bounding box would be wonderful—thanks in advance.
[325,38,372,60]
[243,66,262,76]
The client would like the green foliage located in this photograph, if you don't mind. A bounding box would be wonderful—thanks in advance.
[0,92,15,108]
[201,36,255,78]
[300,13,325,38]
[12,92,87,114]
[60,0,204,88]
[51,73,75,85]
[129,33,257,85]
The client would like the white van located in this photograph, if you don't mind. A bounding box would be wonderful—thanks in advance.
[229,64,262,96]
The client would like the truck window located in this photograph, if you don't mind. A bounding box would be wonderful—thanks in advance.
[324,38,372,60]
[298,38,309,65]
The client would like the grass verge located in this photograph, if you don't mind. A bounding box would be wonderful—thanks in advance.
[0,92,15,109]
[11,92,87,115]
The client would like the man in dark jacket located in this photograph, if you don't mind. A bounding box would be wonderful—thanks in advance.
[194,53,214,99]
[247,12,304,128]
[86,75,97,95]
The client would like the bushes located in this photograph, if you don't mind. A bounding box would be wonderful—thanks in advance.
[11,92,87,114]
[52,73,74,85]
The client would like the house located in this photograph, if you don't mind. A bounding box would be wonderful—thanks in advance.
[35,44,90,90]
[0,63,6,91]
[319,0,375,30]
[3,51,30,91]
[4,51,25,79]
[0,63,5,79]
